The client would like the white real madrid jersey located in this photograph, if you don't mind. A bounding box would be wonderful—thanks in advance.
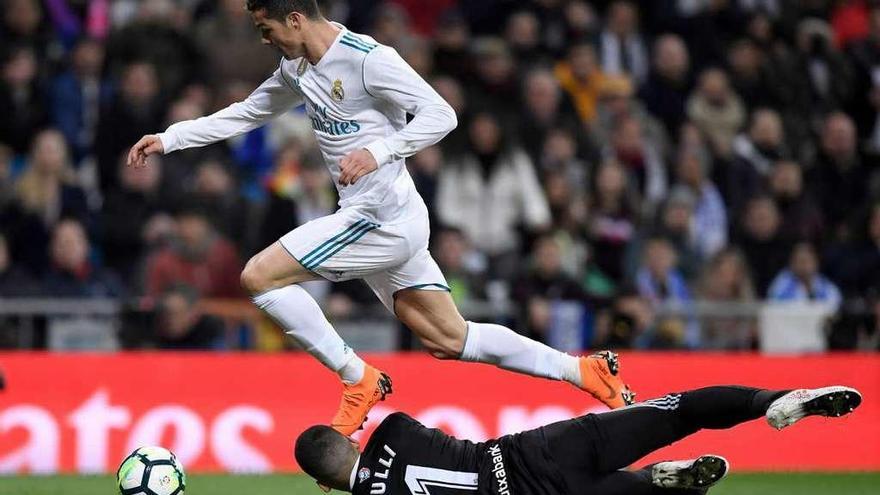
[157,24,456,222]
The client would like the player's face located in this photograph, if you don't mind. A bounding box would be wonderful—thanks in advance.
[252,9,304,60]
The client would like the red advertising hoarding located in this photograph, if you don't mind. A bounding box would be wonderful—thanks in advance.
[0,352,877,474]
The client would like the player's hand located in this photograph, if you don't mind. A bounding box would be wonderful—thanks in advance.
[127,135,164,168]
[338,149,378,186]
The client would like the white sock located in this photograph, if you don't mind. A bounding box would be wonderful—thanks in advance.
[252,285,366,384]
[460,321,582,386]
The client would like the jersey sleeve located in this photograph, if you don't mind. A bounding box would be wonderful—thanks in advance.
[157,63,302,153]
[361,46,457,166]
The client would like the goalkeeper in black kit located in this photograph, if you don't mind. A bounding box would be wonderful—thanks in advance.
[294,385,861,494]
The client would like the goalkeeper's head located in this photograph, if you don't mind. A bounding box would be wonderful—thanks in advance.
[295,425,360,492]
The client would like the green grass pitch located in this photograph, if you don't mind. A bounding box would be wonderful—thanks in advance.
[0,473,878,494]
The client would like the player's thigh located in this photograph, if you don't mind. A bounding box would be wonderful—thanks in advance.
[364,250,466,357]
[541,416,602,486]
[242,211,367,294]
[240,241,317,294]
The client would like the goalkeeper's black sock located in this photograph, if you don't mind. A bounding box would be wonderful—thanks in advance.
[677,386,790,430]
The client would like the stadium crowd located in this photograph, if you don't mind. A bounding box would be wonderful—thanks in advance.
[1,0,880,351]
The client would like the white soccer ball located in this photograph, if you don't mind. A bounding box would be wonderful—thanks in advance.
[117,446,186,495]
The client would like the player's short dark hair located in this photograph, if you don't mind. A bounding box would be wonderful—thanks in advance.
[295,425,353,483]
[245,0,321,20]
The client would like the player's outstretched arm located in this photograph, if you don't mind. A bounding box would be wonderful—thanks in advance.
[134,65,302,162]
[339,45,456,185]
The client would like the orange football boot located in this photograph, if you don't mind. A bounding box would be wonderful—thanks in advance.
[331,365,393,436]
[578,350,635,409]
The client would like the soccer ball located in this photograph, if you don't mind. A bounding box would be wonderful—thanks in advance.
[117,446,186,495]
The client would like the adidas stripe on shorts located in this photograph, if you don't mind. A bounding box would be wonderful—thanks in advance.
[279,201,449,311]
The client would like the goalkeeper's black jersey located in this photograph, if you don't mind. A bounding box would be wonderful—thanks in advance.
[350,412,567,495]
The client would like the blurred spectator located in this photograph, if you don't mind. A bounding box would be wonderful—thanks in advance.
[542,171,589,275]
[466,37,517,116]
[13,129,89,227]
[807,112,870,240]
[847,7,880,147]
[824,203,880,297]
[634,236,699,348]
[0,231,38,348]
[605,115,668,209]
[370,2,412,48]
[520,68,584,166]
[698,248,757,350]
[736,196,792,296]
[431,10,471,81]
[787,18,856,127]
[103,0,201,97]
[553,40,607,125]
[505,10,545,67]
[597,1,649,84]
[769,160,825,243]
[726,108,787,214]
[726,38,781,111]
[397,35,433,77]
[95,61,165,192]
[638,34,692,137]
[1,0,56,62]
[0,45,49,154]
[512,235,589,342]
[407,145,443,225]
[625,187,703,280]
[686,68,746,158]
[144,204,242,298]
[192,159,252,253]
[42,218,124,297]
[49,37,111,163]
[0,143,12,208]
[153,284,225,350]
[768,242,842,309]
[0,232,37,297]
[437,112,551,279]
[434,227,487,305]
[587,160,638,282]
[593,74,668,158]
[593,287,652,349]
[194,0,277,90]
[101,153,172,287]
[674,143,728,258]
[430,76,468,154]
[560,1,598,47]
[540,127,589,193]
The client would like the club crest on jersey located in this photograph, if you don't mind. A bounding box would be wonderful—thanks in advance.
[331,79,345,101]
[297,58,308,76]
[357,467,371,483]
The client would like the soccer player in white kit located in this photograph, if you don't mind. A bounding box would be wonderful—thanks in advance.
[128,0,634,436]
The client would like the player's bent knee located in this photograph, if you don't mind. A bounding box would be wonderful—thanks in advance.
[240,257,272,295]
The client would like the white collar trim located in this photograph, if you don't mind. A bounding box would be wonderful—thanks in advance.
[349,455,360,490]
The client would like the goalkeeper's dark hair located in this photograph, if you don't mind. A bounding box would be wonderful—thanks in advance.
[295,425,356,484]
[246,0,321,20]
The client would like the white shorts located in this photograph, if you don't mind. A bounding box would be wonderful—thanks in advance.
[279,203,449,312]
